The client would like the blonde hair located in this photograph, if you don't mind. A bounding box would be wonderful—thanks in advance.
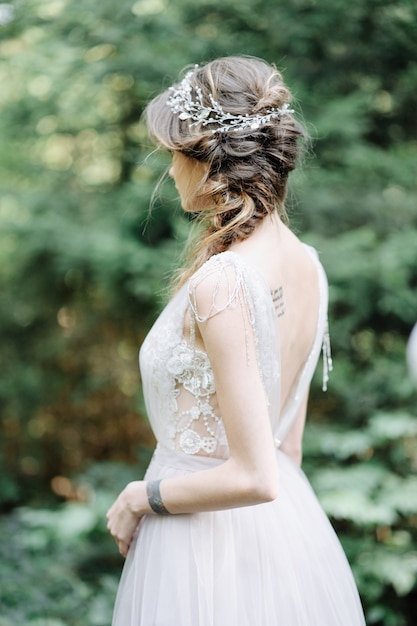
[145,56,306,288]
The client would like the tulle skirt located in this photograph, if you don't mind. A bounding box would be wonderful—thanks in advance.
[111,445,366,626]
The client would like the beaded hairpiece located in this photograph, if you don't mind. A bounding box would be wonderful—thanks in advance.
[166,67,294,134]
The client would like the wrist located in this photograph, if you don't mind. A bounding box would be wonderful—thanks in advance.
[146,479,171,516]
[125,481,151,516]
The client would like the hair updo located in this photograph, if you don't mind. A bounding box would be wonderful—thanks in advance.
[145,56,306,287]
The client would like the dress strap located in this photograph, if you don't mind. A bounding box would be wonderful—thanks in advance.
[189,305,196,349]
[303,244,333,392]
[321,319,333,392]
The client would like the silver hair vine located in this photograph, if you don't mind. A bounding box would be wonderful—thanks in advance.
[166,66,294,134]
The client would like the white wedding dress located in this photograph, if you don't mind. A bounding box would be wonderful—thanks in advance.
[111,246,366,626]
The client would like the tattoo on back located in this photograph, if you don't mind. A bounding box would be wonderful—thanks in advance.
[271,286,285,318]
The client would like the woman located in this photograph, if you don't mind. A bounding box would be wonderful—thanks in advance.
[107,56,366,626]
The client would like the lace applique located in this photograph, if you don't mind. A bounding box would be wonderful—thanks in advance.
[141,306,228,457]
[165,340,226,455]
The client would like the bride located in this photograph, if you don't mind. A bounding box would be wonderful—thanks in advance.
[106,56,366,626]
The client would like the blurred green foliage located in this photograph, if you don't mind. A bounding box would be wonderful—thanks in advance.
[0,462,138,626]
[0,0,417,624]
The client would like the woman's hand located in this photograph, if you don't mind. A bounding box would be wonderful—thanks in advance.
[106,481,149,557]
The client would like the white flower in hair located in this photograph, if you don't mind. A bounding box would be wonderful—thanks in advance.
[167,66,294,134]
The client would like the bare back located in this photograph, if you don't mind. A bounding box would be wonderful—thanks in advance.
[222,213,320,415]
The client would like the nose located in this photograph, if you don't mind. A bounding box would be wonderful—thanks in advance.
[169,166,174,178]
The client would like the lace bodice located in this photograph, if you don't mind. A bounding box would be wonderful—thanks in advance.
[139,248,331,459]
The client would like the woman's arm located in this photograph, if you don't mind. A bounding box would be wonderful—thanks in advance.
[106,277,279,555]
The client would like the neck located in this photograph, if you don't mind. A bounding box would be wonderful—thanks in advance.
[230,211,283,250]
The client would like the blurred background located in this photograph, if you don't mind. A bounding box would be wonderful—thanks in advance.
[0,0,416,624]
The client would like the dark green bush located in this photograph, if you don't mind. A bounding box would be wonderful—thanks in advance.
[1,0,416,623]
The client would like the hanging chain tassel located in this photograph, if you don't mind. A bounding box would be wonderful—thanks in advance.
[322,319,333,392]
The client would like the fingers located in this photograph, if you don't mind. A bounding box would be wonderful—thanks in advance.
[118,540,129,558]
[107,524,129,557]
[106,509,141,558]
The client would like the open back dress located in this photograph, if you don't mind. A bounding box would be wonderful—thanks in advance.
[111,246,366,626]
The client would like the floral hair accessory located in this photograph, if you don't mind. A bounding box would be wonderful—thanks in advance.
[167,66,294,134]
